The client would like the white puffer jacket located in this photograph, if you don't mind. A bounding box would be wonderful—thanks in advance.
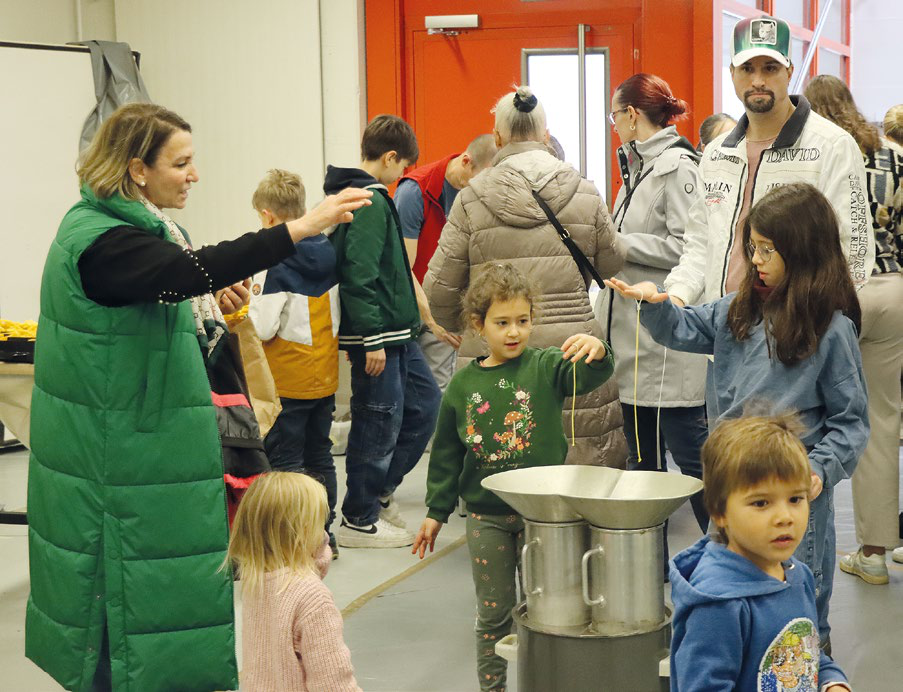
[665,95,874,305]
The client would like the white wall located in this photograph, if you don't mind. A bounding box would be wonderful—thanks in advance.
[851,0,903,125]
[114,0,366,246]
[321,0,368,168]
[0,0,115,43]
[1,0,365,249]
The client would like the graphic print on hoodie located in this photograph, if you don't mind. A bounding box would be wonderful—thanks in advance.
[669,536,849,692]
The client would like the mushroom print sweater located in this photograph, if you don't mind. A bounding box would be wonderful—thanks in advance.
[425,345,614,522]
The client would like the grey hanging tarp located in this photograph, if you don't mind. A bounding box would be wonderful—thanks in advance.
[77,40,152,152]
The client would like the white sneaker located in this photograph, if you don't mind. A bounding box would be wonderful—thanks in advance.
[329,419,351,456]
[839,548,888,585]
[892,547,903,564]
[335,518,414,548]
[378,494,408,529]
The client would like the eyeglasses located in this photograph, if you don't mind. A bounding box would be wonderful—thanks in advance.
[608,108,629,125]
[746,241,777,262]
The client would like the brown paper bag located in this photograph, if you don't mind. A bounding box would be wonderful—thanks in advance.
[231,317,281,437]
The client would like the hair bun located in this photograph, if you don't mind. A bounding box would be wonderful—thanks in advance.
[513,90,538,113]
[666,95,688,117]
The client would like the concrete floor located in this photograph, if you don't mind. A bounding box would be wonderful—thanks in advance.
[2,446,902,691]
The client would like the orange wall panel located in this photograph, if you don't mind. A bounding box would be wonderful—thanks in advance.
[366,0,404,118]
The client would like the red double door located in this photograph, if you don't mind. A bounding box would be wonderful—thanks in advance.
[368,3,639,203]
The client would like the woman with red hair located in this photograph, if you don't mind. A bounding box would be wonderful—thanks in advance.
[601,73,710,555]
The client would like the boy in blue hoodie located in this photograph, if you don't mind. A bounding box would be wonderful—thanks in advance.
[248,169,342,551]
[670,414,851,692]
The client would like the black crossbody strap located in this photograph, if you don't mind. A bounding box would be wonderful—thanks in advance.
[611,165,656,229]
[611,137,700,230]
[531,190,605,287]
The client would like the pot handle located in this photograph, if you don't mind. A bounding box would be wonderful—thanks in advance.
[521,538,542,596]
[581,545,606,607]
[495,633,519,662]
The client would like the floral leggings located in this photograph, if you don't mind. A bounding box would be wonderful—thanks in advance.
[467,511,525,692]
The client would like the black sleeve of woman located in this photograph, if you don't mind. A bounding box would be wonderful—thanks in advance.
[77,224,294,307]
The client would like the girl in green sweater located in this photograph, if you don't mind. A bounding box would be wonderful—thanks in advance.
[412,263,615,691]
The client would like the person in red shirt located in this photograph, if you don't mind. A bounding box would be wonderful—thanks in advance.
[395,134,497,390]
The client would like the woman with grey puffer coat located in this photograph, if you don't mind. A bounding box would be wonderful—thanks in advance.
[424,87,628,468]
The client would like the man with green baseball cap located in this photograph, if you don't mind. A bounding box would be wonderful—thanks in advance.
[663,12,873,652]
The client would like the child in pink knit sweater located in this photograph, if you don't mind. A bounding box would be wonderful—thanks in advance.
[229,472,361,692]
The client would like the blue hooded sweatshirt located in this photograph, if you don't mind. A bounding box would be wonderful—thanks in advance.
[640,295,868,488]
[670,537,850,691]
[248,235,341,400]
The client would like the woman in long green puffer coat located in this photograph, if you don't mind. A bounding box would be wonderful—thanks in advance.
[26,103,371,692]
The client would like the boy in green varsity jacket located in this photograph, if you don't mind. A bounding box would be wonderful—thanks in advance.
[412,264,615,692]
[326,115,442,549]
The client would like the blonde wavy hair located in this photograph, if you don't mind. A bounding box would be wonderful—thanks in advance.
[227,472,327,594]
[884,104,903,147]
[77,103,191,200]
[252,169,307,221]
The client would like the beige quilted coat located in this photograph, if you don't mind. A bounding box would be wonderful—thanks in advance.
[423,141,629,467]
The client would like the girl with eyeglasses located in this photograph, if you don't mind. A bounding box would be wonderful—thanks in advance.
[605,182,868,649]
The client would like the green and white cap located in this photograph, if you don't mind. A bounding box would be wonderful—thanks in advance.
[731,15,791,68]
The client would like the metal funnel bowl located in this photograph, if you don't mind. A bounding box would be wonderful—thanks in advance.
[562,470,703,529]
[481,466,623,523]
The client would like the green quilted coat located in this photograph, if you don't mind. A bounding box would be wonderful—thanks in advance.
[25,187,239,691]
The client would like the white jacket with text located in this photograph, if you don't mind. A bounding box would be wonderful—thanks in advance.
[665,95,874,305]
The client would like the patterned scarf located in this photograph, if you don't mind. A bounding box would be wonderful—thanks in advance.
[140,198,227,359]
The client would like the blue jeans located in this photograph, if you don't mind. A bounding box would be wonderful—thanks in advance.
[794,484,835,642]
[343,342,441,526]
[264,395,337,532]
[621,403,709,532]
[705,359,720,427]
[622,403,709,572]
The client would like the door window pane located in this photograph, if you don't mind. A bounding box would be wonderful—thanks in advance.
[790,37,809,90]
[791,37,807,67]
[820,0,845,43]
[773,0,810,28]
[525,52,608,195]
[818,49,844,79]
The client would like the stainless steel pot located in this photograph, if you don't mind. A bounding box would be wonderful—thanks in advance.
[510,602,671,692]
[521,519,590,629]
[581,523,665,635]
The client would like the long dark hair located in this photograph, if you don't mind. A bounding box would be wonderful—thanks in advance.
[726,183,861,366]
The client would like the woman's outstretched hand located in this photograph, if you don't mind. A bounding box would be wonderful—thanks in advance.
[286,188,373,242]
[561,334,606,363]
[603,278,670,303]
[412,518,442,559]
